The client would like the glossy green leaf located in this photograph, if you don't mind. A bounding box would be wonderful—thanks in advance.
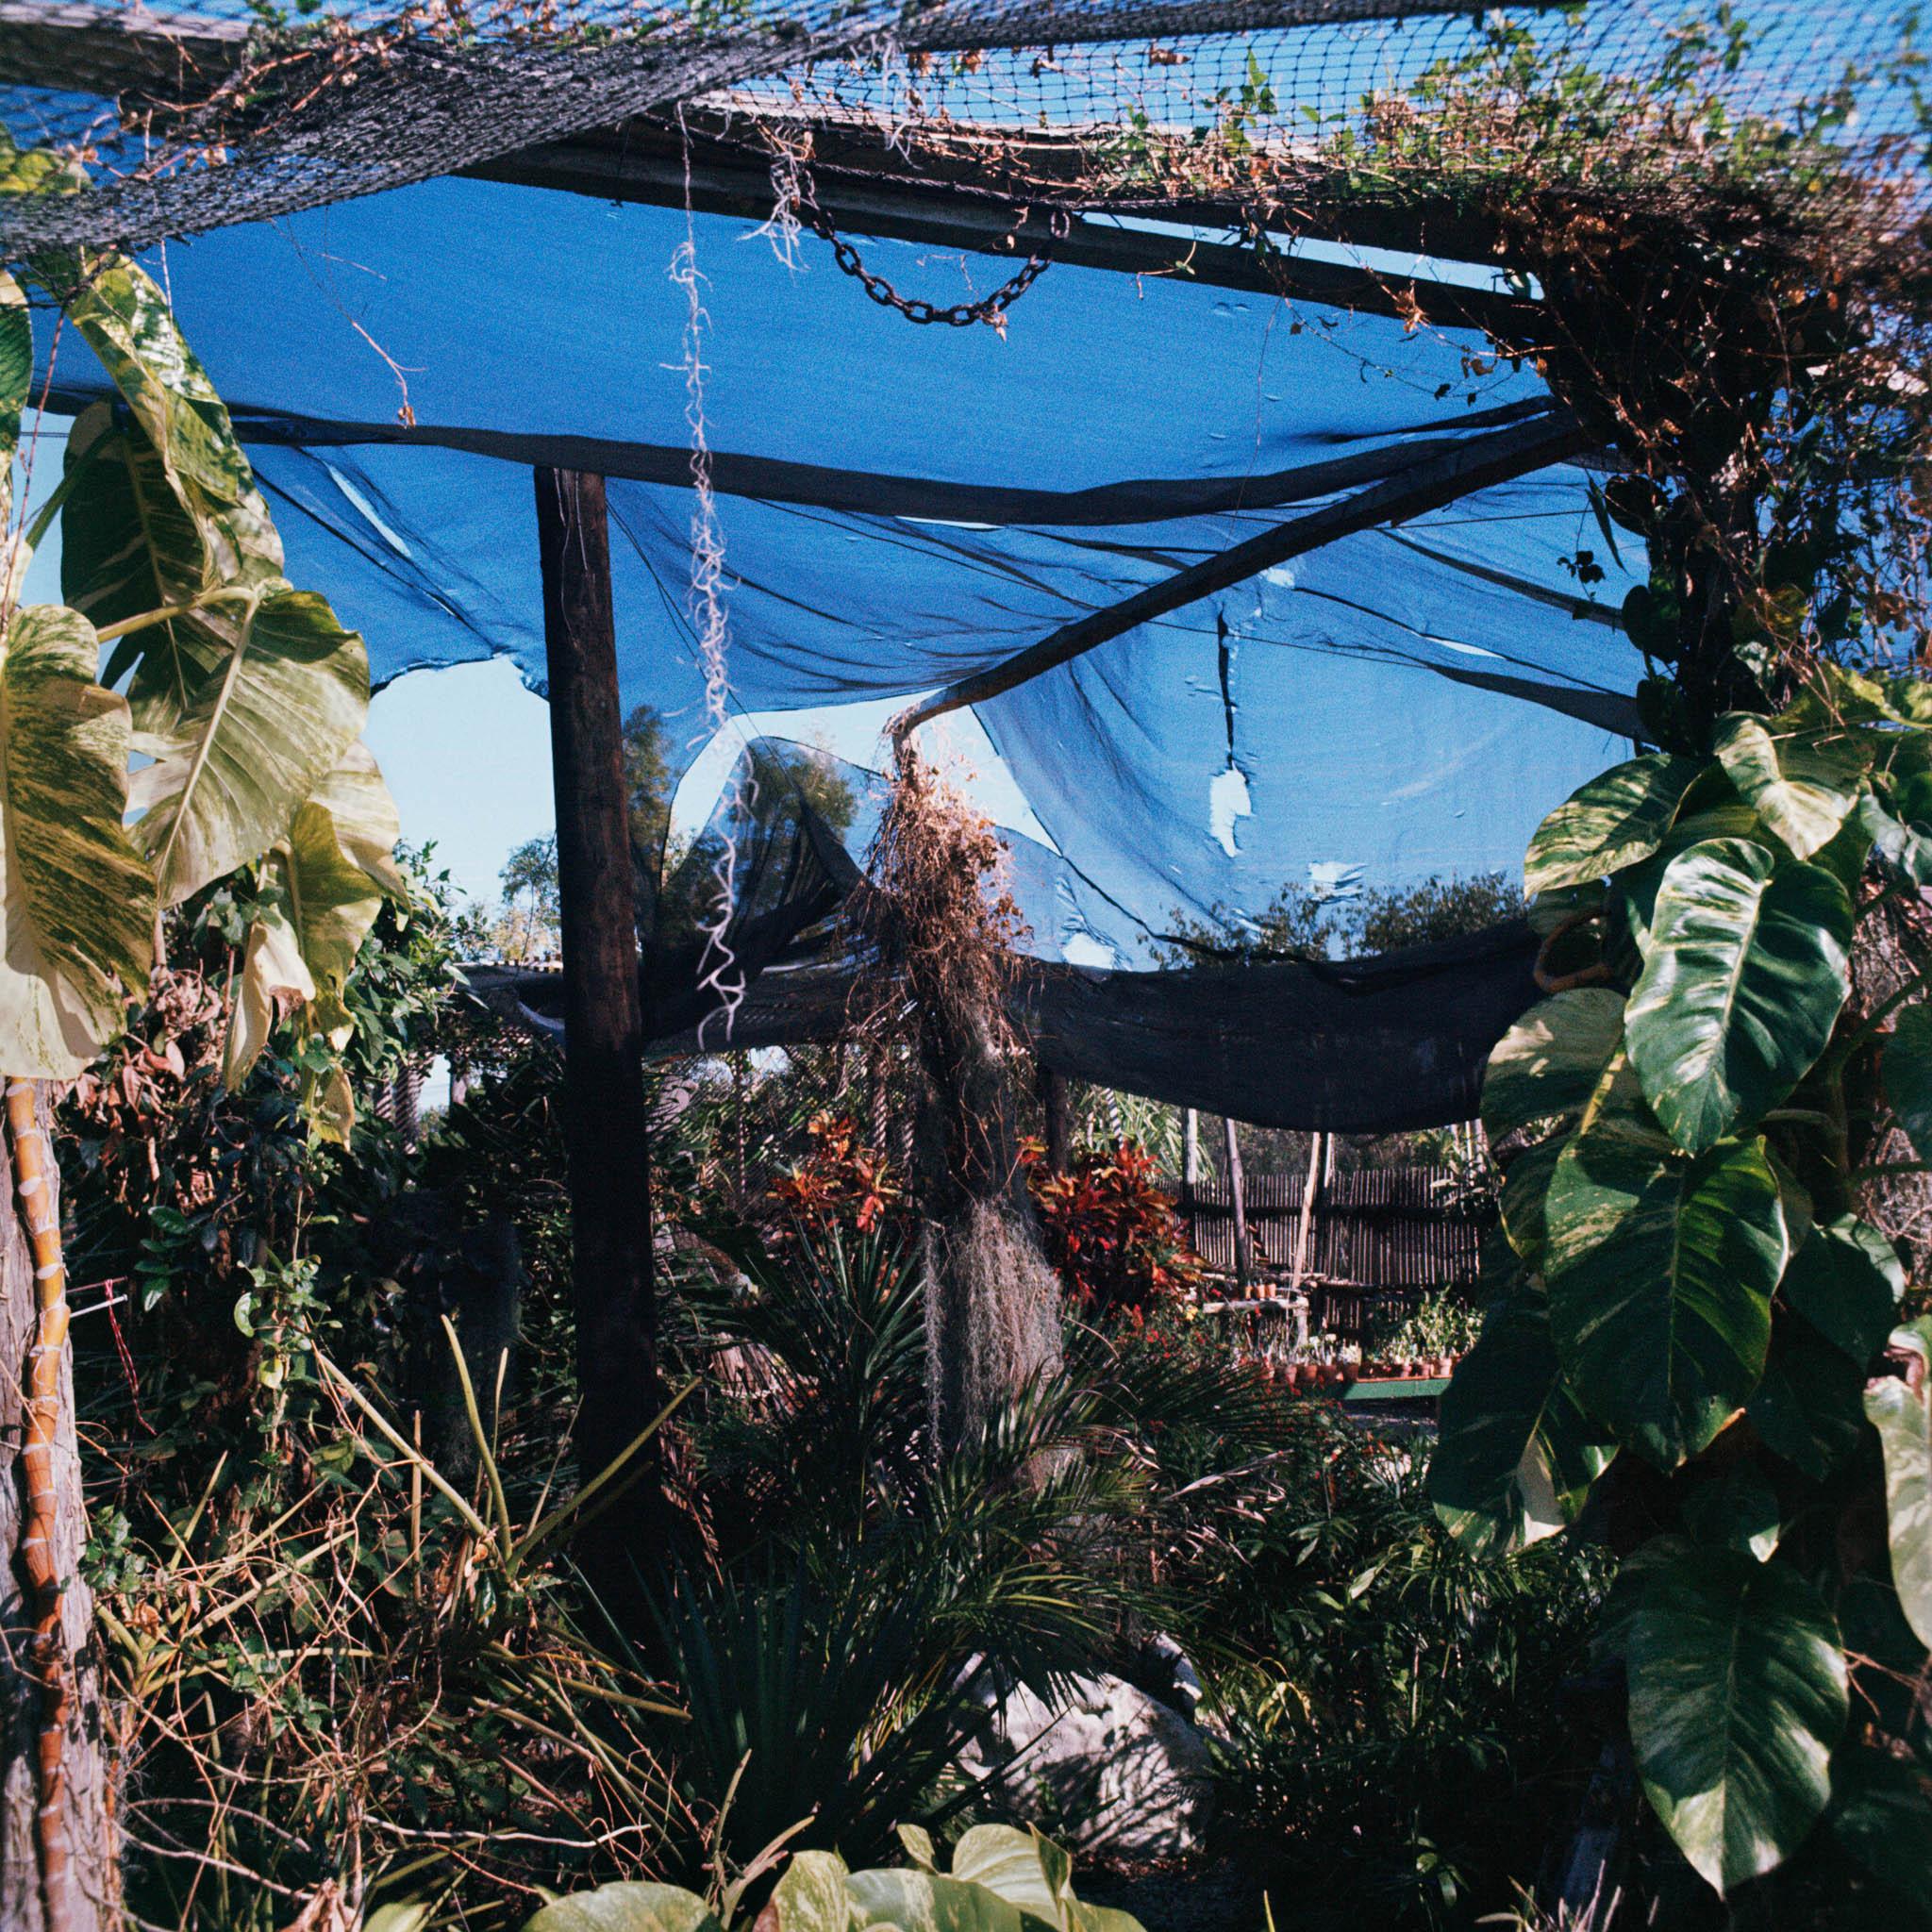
[1498,1136,1562,1273]
[1481,988,1626,1142]
[763,1851,854,1932]
[1431,1274,1617,1555]
[1524,752,1700,895]
[521,1884,722,1932]
[1625,1546,1847,1893]
[127,587,369,906]
[1780,1217,1904,1364]
[1748,1313,1866,1480]
[1884,1005,1932,1161]
[1545,1126,1784,1467]
[1624,839,1851,1154]
[0,604,157,1076]
[1863,1317,1932,1651]
[846,1870,1030,1932]
[951,1828,1074,1928]
[1714,712,1873,858]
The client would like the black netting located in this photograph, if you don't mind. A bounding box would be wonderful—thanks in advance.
[4,1,1924,261]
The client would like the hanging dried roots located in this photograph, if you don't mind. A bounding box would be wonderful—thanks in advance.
[6,1079,74,1932]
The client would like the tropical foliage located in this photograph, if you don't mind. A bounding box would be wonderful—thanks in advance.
[1431,661,1932,1896]
[1,129,398,1134]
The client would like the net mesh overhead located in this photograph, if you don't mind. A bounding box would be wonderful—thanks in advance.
[4,0,1925,259]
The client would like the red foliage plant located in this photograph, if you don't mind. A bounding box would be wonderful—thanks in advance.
[1022,1136,1203,1323]
[769,1112,903,1237]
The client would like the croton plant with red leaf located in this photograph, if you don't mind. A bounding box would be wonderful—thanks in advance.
[1022,1135,1202,1322]
[769,1112,904,1237]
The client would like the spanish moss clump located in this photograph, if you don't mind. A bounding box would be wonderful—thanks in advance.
[849,746,1059,1452]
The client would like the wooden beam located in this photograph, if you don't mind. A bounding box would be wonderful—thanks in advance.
[470,113,1536,333]
[891,404,1592,738]
[534,466,661,1555]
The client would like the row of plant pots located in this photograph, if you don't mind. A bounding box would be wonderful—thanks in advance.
[1252,1356,1462,1395]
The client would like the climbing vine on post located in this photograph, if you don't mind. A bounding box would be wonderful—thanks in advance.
[1433,660,1932,1895]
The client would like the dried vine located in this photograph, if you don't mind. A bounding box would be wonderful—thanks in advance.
[6,1079,73,1932]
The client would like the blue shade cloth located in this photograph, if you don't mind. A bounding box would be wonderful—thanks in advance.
[23,170,1645,960]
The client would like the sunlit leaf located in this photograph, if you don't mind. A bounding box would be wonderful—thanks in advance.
[1625,1546,1846,1893]
[521,1884,722,1932]
[128,587,369,906]
[1481,988,1626,1142]
[52,255,252,510]
[1714,712,1873,858]
[0,268,27,528]
[1624,839,1851,1154]
[1524,751,1700,895]
[222,911,312,1091]
[1863,1318,1932,1650]
[0,604,156,1077]
[1545,1125,1785,1467]
[846,1870,1031,1932]
[762,1852,853,1932]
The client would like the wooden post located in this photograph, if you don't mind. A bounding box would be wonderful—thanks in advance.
[1038,1061,1074,1172]
[1223,1114,1251,1293]
[1182,1108,1199,1209]
[535,467,660,1541]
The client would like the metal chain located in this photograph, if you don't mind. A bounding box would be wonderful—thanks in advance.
[790,172,1058,329]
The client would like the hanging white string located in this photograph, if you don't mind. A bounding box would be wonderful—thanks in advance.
[673,107,749,1045]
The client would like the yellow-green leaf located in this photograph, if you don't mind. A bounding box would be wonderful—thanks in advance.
[128,587,369,906]
[1524,752,1700,895]
[1864,1318,1932,1651]
[1714,713,1873,858]
[223,911,313,1091]
[0,604,156,1076]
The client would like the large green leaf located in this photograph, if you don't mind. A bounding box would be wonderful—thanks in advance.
[761,1851,855,1932]
[1863,1317,1932,1651]
[846,1870,1031,1932]
[53,256,252,511]
[1884,1004,1932,1160]
[1714,712,1873,858]
[127,587,369,906]
[1748,1312,1866,1480]
[1625,1547,1847,1892]
[1524,752,1700,895]
[1430,1274,1617,1555]
[0,605,157,1076]
[1780,1216,1904,1365]
[521,1885,721,1932]
[1481,988,1626,1141]
[1624,839,1851,1154]
[1545,1126,1785,1467]
[61,404,283,711]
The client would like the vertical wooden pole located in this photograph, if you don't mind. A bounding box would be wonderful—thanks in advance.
[1037,1061,1073,1173]
[1223,1114,1251,1294]
[535,468,659,1538]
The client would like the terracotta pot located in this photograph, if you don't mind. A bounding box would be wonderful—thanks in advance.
[1433,1355,1455,1377]
[1291,1363,1314,1393]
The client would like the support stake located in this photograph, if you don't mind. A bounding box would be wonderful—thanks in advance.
[535,467,660,1561]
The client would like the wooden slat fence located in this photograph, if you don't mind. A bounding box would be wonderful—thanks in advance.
[1187,1164,1486,1300]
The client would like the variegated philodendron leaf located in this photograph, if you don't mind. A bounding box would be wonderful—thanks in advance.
[1524,752,1700,896]
[1864,1318,1932,1651]
[128,588,371,908]
[47,255,253,513]
[1713,713,1873,859]
[0,605,157,1076]
[223,744,401,1105]
[63,403,284,723]
[0,270,27,534]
